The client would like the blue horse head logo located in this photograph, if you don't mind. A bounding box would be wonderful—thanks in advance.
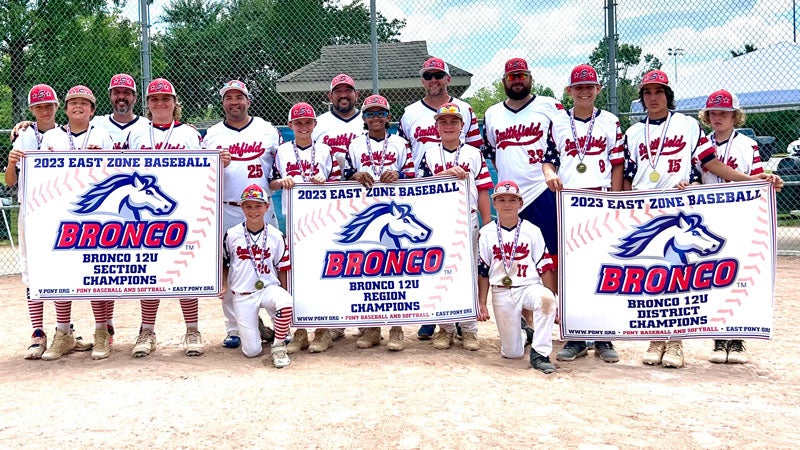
[73,172,177,221]
[337,201,432,249]
[614,212,725,265]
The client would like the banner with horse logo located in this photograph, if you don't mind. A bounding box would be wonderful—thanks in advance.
[288,177,477,327]
[558,181,776,340]
[22,151,222,300]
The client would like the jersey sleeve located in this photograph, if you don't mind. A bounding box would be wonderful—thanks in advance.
[222,231,231,268]
[623,135,637,181]
[400,141,415,179]
[481,124,496,161]
[417,153,433,178]
[464,106,484,149]
[475,154,493,190]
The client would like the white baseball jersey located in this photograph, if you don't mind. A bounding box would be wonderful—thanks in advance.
[418,142,493,213]
[483,96,569,208]
[543,108,624,189]
[39,125,115,152]
[398,97,483,170]
[12,123,51,152]
[271,141,341,214]
[312,110,364,156]
[127,121,202,150]
[478,219,554,288]
[347,134,415,180]
[223,222,290,293]
[698,131,763,184]
[624,112,714,190]
[91,115,149,149]
[202,117,281,202]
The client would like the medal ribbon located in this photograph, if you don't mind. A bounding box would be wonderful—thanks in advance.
[569,108,597,165]
[496,218,522,277]
[291,140,317,182]
[242,222,269,282]
[149,120,176,150]
[644,112,673,174]
[365,134,390,177]
[65,124,94,150]
[438,143,462,174]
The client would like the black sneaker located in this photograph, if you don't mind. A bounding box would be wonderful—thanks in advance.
[594,341,619,363]
[455,323,463,340]
[530,351,556,374]
[521,318,534,346]
[556,341,587,361]
[727,339,748,364]
[417,324,436,340]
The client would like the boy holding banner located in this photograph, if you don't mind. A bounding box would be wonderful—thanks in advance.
[222,184,292,368]
[477,180,557,373]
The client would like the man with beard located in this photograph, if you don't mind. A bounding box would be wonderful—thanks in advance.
[203,80,282,349]
[92,73,150,148]
[483,58,570,272]
[313,73,364,160]
[399,57,483,171]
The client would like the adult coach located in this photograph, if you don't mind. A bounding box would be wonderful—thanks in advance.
[399,56,483,340]
[483,57,571,270]
[203,79,282,348]
[92,73,150,148]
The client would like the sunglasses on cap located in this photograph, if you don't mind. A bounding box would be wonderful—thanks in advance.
[363,110,389,119]
[505,72,530,81]
[422,71,447,81]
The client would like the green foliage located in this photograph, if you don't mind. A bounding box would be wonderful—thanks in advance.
[157,0,405,124]
[466,80,556,120]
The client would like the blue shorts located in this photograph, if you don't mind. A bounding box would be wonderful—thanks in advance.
[520,189,558,255]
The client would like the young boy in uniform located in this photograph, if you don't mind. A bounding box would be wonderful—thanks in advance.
[222,184,293,368]
[270,102,340,354]
[477,181,558,373]
[543,64,624,363]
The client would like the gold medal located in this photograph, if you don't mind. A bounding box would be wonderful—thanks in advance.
[255,279,265,290]
[649,171,660,183]
[501,276,513,287]
[576,162,587,173]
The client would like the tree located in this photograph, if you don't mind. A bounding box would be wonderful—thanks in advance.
[157,0,405,123]
[730,43,757,58]
[0,0,127,124]
[466,80,555,120]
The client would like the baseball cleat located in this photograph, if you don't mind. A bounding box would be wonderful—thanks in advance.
[24,329,47,360]
[183,330,204,356]
[41,328,77,361]
[223,333,241,349]
[132,329,157,358]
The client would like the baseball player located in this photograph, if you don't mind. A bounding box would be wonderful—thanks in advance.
[91,73,150,148]
[5,84,74,359]
[343,94,414,350]
[202,79,282,349]
[483,58,572,271]
[270,102,340,354]
[37,85,116,360]
[624,70,780,368]
[477,180,557,373]
[542,64,624,363]
[312,73,364,343]
[697,89,781,365]
[126,78,209,358]
[222,184,293,368]
[399,56,483,340]
[417,102,493,351]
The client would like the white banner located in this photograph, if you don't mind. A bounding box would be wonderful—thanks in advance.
[288,177,477,327]
[558,181,775,340]
[22,151,222,300]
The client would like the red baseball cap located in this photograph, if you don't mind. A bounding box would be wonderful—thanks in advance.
[639,70,669,89]
[330,74,355,91]
[504,58,529,75]
[362,94,390,111]
[288,102,316,122]
[108,73,137,92]
[704,89,740,111]
[147,78,177,98]
[28,84,59,107]
[492,180,523,200]
[219,80,249,97]
[568,64,600,87]
[64,85,96,104]
[419,57,450,76]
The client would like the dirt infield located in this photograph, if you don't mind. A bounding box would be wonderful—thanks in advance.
[0,257,797,449]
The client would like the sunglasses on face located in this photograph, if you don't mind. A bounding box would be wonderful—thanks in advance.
[422,71,447,81]
[363,110,389,119]
[505,72,530,81]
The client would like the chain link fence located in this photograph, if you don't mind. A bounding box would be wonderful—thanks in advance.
[1,0,799,275]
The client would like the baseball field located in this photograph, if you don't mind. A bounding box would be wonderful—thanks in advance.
[0,257,797,448]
